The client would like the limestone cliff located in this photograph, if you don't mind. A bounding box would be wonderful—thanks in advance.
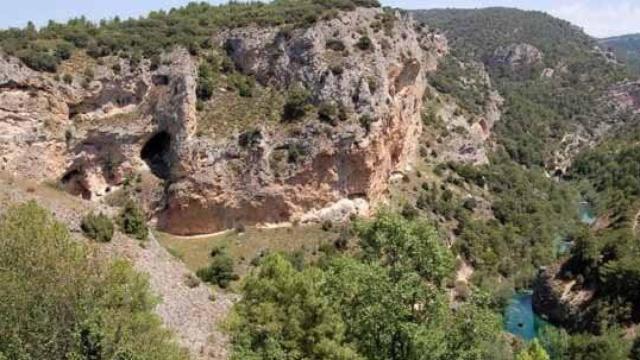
[160,8,446,234]
[0,8,447,235]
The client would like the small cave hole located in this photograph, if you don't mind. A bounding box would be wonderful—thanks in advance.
[152,75,170,86]
[141,131,172,179]
[61,168,91,200]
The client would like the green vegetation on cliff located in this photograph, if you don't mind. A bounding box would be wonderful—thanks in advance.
[0,202,187,360]
[0,0,380,72]
[448,160,579,289]
[417,8,640,348]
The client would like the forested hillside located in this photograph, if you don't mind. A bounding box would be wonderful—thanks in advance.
[414,7,640,358]
[0,202,188,359]
[415,7,631,168]
[601,34,640,74]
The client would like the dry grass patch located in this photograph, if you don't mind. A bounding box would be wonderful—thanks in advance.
[155,224,338,276]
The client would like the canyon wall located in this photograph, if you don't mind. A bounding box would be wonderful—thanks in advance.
[0,8,448,235]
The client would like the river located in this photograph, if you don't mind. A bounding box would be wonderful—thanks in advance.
[504,200,595,340]
[504,291,546,341]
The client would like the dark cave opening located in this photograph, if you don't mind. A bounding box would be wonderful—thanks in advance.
[61,168,92,200]
[141,131,172,179]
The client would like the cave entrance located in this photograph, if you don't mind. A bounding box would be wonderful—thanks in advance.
[141,131,172,179]
[61,168,92,200]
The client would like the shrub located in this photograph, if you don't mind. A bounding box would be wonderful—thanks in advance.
[118,200,148,240]
[0,201,188,360]
[356,36,373,51]
[81,212,114,242]
[318,102,338,125]
[83,68,94,81]
[359,114,374,133]
[287,143,307,164]
[235,223,246,233]
[228,73,254,97]
[19,50,59,72]
[330,63,344,76]
[321,219,333,231]
[462,197,478,211]
[184,273,200,288]
[401,203,419,219]
[150,54,161,71]
[196,248,238,288]
[62,73,73,84]
[367,76,378,93]
[238,129,262,147]
[54,42,73,60]
[282,85,311,121]
[196,63,216,101]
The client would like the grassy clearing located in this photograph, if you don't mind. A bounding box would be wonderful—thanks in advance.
[155,224,339,276]
[196,86,286,139]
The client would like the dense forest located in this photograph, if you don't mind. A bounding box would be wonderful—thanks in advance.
[415,7,640,359]
[415,7,631,167]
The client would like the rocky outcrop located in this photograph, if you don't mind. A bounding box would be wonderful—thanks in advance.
[532,263,595,329]
[608,80,640,114]
[0,48,196,206]
[489,43,543,70]
[158,8,447,234]
[422,60,502,165]
[0,8,447,235]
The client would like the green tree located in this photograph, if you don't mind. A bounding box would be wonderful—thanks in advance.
[0,201,187,360]
[516,340,550,360]
[196,247,238,288]
[324,256,449,360]
[228,212,511,360]
[567,332,630,360]
[356,211,454,285]
[282,85,311,121]
[228,254,362,360]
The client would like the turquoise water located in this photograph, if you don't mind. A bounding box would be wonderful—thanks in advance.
[504,292,547,341]
[553,201,595,256]
[578,201,596,225]
[505,202,594,341]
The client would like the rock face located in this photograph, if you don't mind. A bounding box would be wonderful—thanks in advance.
[0,8,447,235]
[550,80,640,175]
[0,48,197,208]
[424,60,503,165]
[608,80,640,114]
[489,43,543,70]
[159,8,447,234]
[532,263,595,329]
